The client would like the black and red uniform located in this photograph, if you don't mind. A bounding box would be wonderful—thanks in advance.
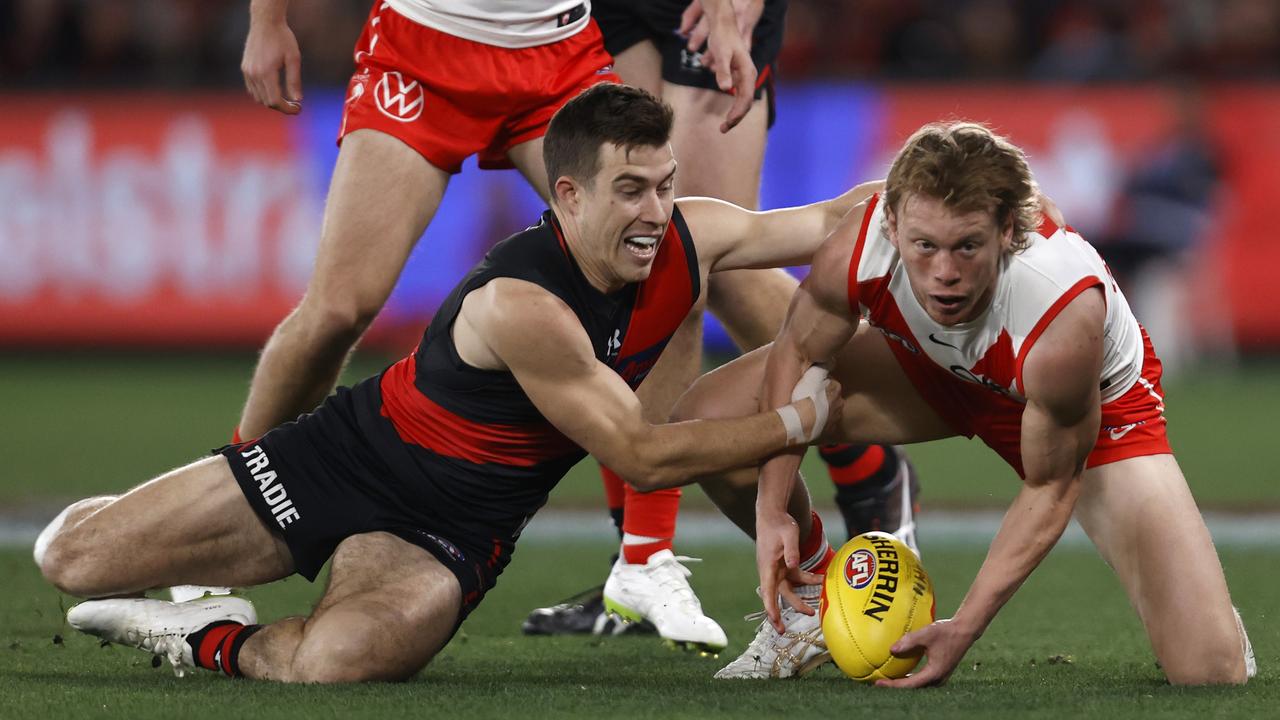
[221,208,700,621]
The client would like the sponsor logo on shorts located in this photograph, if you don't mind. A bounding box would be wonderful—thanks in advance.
[679,48,707,73]
[239,444,302,529]
[375,71,424,122]
[422,532,466,563]
[1106,421,1145,440]
[844,548,877,590]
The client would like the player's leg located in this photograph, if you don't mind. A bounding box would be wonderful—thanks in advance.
[69,531,462,683]
[37,456,293,597]
[1074,454,1252,684]
[237,129,449,438]
[234,531,461,682]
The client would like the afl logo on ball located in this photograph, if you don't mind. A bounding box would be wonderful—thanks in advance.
[375,71,424,122]
[844,549,877,589]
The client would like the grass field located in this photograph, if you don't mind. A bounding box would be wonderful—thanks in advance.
[2,352,1279,511]
[1,540,1274,719]
[1,352,1275,717]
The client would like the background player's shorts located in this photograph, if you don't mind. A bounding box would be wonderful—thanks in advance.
[338,4,619,173]
[592,0,786,125]
[217,380,514,624]
[887,326,1172,478]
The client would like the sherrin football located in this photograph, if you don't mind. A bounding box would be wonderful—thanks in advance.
[820,531,935,682]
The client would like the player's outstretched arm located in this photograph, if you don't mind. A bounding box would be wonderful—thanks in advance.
[754,214,864,630]
[679,181,883,275]
[242,0,302,115]
[458,279,842,490]
[678,0,761,132]
[878,288,1106,689]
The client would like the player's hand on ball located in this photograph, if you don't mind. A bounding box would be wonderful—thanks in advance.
[755,510,823,633]
[241,16,303,115]
[874,618,977,689]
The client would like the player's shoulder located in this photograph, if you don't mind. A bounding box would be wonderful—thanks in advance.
[461,277,593,371]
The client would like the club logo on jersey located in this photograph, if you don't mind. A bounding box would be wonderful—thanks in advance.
[949,365,1016,398]
[606,329,622,359]
[844,549,877,590]
[375,71,424,122]
[875,325,919,354]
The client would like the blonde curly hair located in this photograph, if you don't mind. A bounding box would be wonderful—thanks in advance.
[883,122,1041,253]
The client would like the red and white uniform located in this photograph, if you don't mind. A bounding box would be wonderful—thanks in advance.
[340,1,617,173]
[848,194,1171,477]
[387,0,591,48]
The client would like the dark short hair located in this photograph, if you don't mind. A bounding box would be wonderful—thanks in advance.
[543,83,674,194]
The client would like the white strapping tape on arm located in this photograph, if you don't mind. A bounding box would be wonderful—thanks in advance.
[788,363,829,443]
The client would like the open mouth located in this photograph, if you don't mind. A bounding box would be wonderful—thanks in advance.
[623,235,659,259]
[930,294,967,313]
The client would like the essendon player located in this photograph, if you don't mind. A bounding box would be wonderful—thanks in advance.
[34,85,876,684]
[675,122,1255,684]
[210,0,763,627]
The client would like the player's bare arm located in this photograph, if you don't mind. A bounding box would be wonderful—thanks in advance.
[750,200,871,629]
[455,278,841,490]
[677,0,761,131]
[678,180,884,275]
[879,287,1106,689]
[242,0,302,115]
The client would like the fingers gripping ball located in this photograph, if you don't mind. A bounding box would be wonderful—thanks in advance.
[819,532,935,682]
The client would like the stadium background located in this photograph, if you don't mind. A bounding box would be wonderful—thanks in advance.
[1,2,1277,715]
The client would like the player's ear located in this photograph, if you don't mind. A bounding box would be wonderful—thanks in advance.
[885,205,899,249]
[553,176,581,212]
[999,212,1015,251]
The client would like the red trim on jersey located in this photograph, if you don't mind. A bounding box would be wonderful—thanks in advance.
[846,193,880,315]
[379,355,579,467]
[1013,276,1104,397]
[549,214,569,255]
[614,219,694,360]
[1037,214,1059,238]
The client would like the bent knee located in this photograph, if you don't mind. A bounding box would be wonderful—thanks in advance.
[1162,640,1249,686]
[39,535,113,598]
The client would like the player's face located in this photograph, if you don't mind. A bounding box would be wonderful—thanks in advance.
[889,193,1012,326]
[579,142,677,287]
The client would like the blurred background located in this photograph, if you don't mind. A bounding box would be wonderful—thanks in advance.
[2,0,1278,515]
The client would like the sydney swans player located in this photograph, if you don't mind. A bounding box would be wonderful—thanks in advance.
[676,122,1254,684]
[34,85,870,683]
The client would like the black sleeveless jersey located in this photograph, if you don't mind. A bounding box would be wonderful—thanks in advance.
[359,207,700,549]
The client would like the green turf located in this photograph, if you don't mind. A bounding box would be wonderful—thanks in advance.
[2,353,1278,510]
[1,542,1273,719]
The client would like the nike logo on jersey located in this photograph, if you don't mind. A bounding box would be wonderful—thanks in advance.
[928,333,960,350]
[1107,422,1142,440]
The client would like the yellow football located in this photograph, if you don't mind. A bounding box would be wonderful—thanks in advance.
[820,531,935,682]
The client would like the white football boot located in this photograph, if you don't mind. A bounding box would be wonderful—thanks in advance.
[714,583,831,679]
[602,549,728,654]
[1235,606,1257,679]
[67,595,257,677]
[169,586,233,603]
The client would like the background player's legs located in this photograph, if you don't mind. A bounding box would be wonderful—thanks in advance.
[237,531,461,682]
[507,137,552,202]
[612,41,664,95]
[237,129,450,438]
[1075,454,1250,685]
[37,456,294,597]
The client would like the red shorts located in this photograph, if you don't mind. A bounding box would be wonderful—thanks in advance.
[889,327,1172,478]
[338,5,619,173]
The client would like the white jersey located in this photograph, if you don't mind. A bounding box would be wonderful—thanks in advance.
[386,0,591,48]
[850,194,1145,404]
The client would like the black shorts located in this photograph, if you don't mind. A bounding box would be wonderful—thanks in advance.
[218,378,516,623]
[592,0,787,125]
